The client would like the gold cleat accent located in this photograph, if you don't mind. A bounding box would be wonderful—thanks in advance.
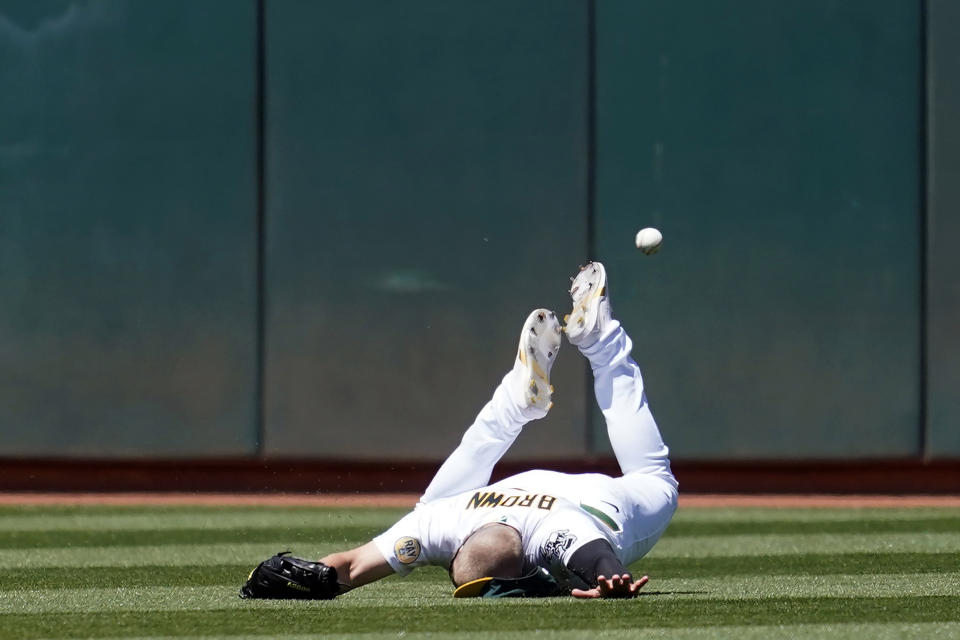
[565,261,609,347]
[512,308,561,418]
[531,360,547,380]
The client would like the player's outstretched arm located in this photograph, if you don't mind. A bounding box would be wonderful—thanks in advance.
[320,542,396,593]
[570,574,649,599]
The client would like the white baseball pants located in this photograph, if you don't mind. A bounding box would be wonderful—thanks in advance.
[421,318,678,565]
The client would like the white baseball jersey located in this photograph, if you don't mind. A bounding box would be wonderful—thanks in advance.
[489,469,678,567]
[372,485,614,587]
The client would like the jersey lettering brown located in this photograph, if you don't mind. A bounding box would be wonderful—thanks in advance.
[466,491,557,511]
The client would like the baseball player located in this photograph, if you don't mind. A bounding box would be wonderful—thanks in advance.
[251,262,677,599]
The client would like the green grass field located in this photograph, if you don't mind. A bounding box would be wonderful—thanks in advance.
[1,502,959,639]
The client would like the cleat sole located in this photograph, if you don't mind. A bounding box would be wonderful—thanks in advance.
[513,308,562,415]
[564,262,608,346]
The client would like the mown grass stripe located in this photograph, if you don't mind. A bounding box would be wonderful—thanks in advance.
[663,517,960,536]
[1,505,957,525]
[0,564,444,592]
[647,573,960,600]
[650,532,960,557]
[0,552,954,592]
[0,565,250,590]
[58,623,960,640]
[2,596,958,639]
[0,509,407,532]
[637,552,960,578]
[2,516,956,550]
[671,507,960,522]
[3,532,958,569]
[0,543,347,569]
[0,526,379,550]
[3,574,957,615]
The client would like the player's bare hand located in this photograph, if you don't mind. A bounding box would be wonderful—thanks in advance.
[570,574,649,599]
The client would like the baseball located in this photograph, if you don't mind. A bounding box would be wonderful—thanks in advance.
[635,227,663,255]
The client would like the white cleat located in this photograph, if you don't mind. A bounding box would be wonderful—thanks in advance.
[510,308,562,418]
[564,261,612,348]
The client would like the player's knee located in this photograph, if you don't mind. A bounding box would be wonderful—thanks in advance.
[449,523,524,587]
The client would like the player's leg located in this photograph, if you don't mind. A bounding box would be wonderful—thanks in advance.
[565,262,673,481]
[420,309,562,503]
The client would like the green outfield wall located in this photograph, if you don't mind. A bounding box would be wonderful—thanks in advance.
[593,0,922,458]
[0,0,259,456]
[262,0,590,459]
[927,0,960,457]
[0,0,954,462]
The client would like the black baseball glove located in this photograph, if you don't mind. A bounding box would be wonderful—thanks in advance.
[239,551,340,600]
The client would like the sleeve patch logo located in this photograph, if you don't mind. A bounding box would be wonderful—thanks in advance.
[394,537,421,564]
[541,529,576,563]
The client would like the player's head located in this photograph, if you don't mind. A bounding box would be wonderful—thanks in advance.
[449,523,524,586]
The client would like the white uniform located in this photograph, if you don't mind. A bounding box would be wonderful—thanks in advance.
[375,317,678,581]
[373,488,611,587]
